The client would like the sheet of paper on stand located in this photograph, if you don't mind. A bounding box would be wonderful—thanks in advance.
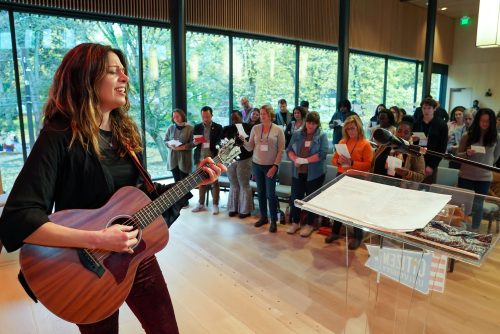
[301,176,451,231]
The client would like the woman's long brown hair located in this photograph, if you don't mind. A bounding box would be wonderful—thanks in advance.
[43,43,142,157]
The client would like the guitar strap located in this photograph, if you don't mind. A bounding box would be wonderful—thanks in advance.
[128,149,157,195]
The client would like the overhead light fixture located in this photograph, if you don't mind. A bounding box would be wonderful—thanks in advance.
[440,7,447,11]
[476,0,500,48]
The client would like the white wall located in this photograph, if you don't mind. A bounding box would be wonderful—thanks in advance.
[447,16,500,112]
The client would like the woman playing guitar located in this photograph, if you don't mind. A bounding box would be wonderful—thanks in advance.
[0,43,225,334]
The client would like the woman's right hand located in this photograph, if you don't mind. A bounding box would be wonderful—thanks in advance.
[466,148,475,157]
[238,134,247,142]
[98,224,139,254]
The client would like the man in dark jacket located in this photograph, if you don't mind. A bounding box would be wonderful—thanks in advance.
[413,95,449,123]
[412,97,448,184]
[329,99,357,146]
[192,106,223,214]
[274,99,292,128]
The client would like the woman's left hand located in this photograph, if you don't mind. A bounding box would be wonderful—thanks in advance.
[338,155,351,166]
[395,167,409,177]
[266,165,278,178]
[197,157,227,186]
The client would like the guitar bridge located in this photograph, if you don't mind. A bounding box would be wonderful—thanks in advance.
[78,249,105,278]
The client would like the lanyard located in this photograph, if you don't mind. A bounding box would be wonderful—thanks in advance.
[348,138,359,156]
[260,123,273,141]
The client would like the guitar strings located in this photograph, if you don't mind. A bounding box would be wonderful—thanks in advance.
[89,159,221,262]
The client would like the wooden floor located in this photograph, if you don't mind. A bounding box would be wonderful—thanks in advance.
[1,191,500,334]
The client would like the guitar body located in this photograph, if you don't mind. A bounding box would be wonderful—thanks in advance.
[19,186,169,324]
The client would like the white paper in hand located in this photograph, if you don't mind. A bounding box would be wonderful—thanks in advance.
[167,139,182,147]
[335,143,351,158]
[386,156,403,176]
[335,143,351,167]
[235,123,248,138]
[471,145,486,154]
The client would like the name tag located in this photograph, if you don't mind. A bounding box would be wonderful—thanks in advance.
[305,141,311,148]
[202,142,210,148]
[260,144,269,152]
[419,138,428,147]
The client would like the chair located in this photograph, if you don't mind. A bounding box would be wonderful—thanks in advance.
[324,165,338,184]
[326,153,334,165]
[218,171,230,191]
[275,160,292,203]
[436,167,459,187]
[438,159,449,168]
[282,150,289,161]
[429,184,474,218]
[483,201,500,234]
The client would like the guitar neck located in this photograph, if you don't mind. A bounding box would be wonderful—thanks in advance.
[133,157,223,228]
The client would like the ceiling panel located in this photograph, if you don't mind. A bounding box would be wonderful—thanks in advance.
[404,0,479,19]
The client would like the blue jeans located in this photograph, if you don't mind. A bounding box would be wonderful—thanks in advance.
[291,174,325,225]
[458,177,491,229]
[252,162,278,222]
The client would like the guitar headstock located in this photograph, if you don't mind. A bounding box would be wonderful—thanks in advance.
[215,138,241,166]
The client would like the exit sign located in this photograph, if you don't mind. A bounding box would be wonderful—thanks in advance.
[460,16,471,26]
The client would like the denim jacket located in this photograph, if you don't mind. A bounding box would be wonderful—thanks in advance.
[286,128,329,181]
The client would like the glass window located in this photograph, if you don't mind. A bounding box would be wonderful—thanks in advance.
[187,32,229,126]
[233,38,295,113]
[13,14,140,153]
[299,46,337,139]
[416,64,423,114]
[0,11,22,192]
[430,73,442,102]
[416,64,443,112]
[348,53,385,127]
[143,27,172,180]
[386,59,416,114]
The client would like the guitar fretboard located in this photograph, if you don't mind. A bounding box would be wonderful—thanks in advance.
[133,157,223,228]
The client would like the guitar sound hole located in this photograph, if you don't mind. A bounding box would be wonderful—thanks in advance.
[108,215,142,251]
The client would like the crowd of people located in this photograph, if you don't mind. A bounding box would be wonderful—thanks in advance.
[164,93,500,242]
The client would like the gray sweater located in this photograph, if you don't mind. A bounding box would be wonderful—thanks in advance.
[457,134,500,182]
[164,123,194,173]
[244,123,285,166]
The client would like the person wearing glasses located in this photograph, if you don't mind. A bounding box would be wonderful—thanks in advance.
[325,115,373,249]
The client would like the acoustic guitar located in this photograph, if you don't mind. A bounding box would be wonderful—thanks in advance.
[19,139,240,324]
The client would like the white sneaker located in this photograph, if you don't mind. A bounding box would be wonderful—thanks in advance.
[212,205,219,215]
[287,223,300,234]
[192,204,207,213]
[300,224,315,237]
